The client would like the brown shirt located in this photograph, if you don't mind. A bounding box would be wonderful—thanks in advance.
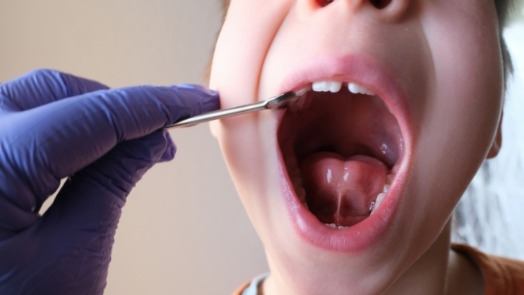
[233,245,524,295]
[452,244,524,295]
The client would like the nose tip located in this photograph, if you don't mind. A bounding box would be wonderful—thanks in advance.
[313,0,409,21]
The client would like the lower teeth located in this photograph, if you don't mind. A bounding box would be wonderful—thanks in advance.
[368,201,376,213]
[325,223,348,229]
[370,191,388,215]
[369,173,394,214]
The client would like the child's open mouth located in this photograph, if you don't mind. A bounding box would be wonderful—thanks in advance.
[279,81,403,228]
[275,56,413,252]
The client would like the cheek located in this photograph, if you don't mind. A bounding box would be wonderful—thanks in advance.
[208,0,295,226]
[209,0,294,173]
[210,0,294,108]
[423,1,502,179]
[411,1,503,233]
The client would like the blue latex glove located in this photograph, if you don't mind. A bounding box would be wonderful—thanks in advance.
[0,69,219,294]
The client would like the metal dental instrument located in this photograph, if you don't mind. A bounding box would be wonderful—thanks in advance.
[168,88,308,128]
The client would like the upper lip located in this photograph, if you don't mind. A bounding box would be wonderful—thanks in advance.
[276,54,413,149]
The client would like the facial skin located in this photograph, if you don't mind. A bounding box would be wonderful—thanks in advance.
[209,1,504,294]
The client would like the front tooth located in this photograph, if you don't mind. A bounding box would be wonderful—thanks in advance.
[312,81,342,93]
[328,81,342,93]
[312,81,329,92]
[326,223,337,229]
[347,82,375,95]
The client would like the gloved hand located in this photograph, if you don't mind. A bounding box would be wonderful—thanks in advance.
[0,69,219,294]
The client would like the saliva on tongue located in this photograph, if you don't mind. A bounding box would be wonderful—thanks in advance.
[300,152,387,227]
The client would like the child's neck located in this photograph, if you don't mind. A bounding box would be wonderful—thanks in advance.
[368,221,483,295]
[263,221,484,295]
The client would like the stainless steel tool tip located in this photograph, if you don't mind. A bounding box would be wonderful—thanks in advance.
[168,88,309,128]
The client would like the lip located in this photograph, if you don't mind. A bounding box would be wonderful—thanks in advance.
[275,54,414,252]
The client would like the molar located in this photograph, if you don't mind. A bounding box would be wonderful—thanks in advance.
[370,192,387,215]
[368,201,376,213]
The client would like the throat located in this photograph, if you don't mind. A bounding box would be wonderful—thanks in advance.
[388,223,456,295]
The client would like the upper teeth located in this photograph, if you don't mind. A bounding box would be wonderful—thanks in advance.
[311,80,375,96]
[347,82,374,95]
[311,81,343,93]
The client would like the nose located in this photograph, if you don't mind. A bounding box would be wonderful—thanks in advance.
[313,0,409,21]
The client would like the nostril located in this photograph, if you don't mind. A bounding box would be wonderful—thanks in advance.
[369,0,392,9]
[315,0,334,7]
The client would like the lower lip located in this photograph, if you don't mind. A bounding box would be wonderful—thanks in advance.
[277,148,408,253]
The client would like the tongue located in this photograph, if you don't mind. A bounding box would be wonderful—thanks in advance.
[300,152,388,226]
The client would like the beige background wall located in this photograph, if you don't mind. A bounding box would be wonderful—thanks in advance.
[0,1,267,294]
[1,1,524,294]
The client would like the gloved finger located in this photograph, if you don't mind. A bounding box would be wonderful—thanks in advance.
[25,83,217,177]
[0,69,108,112]
[0,131,172,294]
[0,84,217,227]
